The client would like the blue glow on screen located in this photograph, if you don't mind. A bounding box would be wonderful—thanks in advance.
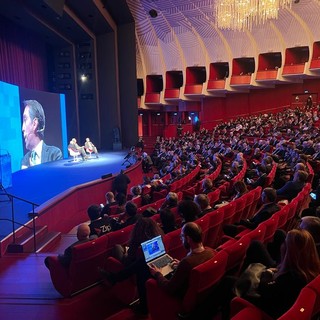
[0,81,23,173]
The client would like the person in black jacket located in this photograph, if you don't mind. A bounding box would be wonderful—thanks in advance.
[223,188,280,237]
[112,169,131,196]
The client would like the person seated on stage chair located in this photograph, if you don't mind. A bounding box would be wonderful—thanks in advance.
[21,99,62,169]
[44,223,90,268]
[87,204,112,238]
[84,137,99,158]
[68,138,88,161]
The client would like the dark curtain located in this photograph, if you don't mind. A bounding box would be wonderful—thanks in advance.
[0,16,48,90]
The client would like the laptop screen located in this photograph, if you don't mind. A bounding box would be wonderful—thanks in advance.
[141,235,166,263]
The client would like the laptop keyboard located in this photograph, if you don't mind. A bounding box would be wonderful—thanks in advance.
[153,255,173,268]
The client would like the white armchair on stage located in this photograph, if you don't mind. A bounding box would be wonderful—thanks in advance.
[68,148,80,162]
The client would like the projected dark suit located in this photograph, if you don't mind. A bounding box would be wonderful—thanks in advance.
[21,143,62,168]
[21,99,62,169]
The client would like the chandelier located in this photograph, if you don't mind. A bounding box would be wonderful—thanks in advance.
[215,0,292,31]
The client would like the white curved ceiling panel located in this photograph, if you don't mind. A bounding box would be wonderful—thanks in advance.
[251,24,283,54]
[160,40,184,71]
[221,30,255,58]
[273,9,309,48]
[127,0,320,81]
[175,30,206,66]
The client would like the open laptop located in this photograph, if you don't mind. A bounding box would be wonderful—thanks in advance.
[141,235,174,276]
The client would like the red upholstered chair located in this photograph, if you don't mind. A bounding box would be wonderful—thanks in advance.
[273,205,289,230]
[231,283,318,320]
[163,228,187,261]
[103,256,138,305]
[223,236,251,275]
[205,207,225,248]
[105,225,134,257]
[46,235,108,297]
[260,215,279,244]
[222,202,236,225]
[305,274,320,316]
[146,250,228,320]
[195,214,211,245]
[207,188,221,207]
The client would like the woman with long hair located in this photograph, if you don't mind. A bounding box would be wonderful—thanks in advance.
[113,217,164,265]
[255,229,320,318]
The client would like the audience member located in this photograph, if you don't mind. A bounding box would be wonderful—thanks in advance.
[87,204,112,238]
[100,191,117,216]
[178,200,201,225]
[159,208,177,234]
[276,170,308,201]
[112,169,131,196]
[45,223,90,268]
[223,188,280,237]
[111,201,139,230]
[149,222,215,298]
[194,194,213,217]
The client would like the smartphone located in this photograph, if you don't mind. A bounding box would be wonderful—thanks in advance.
[310,192,317,200]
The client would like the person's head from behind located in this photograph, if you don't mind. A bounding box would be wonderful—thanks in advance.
[180,222,203,250]
[87,204,101,221]
[178,200,201,223]
[131,185,142,197]
[299,216,320,246]
[106,191,115,203]
[22,100,45,150]
[129,217,163,247]
[115,193,126,206]
[261,187,277,204]
[278,229,320,282]
[77,223,90,241]
[294,170,308,183]
[234,180,248,195]
[166,192,178,207]
[202,178,213,191]
[159,208,176,232]
[86,137,90,142]
[125,201,137,217]
[194,194,210,211]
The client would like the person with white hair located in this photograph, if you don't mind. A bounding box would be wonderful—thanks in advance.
[142,152,153,173]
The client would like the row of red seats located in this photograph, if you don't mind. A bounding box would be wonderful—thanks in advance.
[146,183,312,320]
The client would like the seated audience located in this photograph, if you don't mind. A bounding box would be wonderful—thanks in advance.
[102,218,164,315]
[231,180,248,200]
[245,229,320,319]
[87,204,112,238]
[194,194,213,217]
[223,188,280,237]
[159,208,177,234]
[111,201,139,230]
[45,223,90,268]
[276,170,308,201]
[201,178,214,194]
[149,222,215,297]
[100,191,117,216]
[178,200,202,225]
[160,192,178,210]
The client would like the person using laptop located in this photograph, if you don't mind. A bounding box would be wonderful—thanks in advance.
[149,222,215,298]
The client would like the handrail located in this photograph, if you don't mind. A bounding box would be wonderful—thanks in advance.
[0,188,39,252]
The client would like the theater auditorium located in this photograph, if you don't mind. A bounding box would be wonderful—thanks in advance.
[1,0,320,319]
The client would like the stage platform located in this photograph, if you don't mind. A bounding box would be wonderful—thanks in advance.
[0,151,128,240]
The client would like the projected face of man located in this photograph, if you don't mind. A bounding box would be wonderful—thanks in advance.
[22,105,39,151]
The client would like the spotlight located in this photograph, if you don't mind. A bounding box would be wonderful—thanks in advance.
[81,74,87,82]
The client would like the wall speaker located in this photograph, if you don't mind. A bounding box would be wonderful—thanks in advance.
[101,173,112,179]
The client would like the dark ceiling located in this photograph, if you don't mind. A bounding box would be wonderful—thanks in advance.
[0,0,132,48]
